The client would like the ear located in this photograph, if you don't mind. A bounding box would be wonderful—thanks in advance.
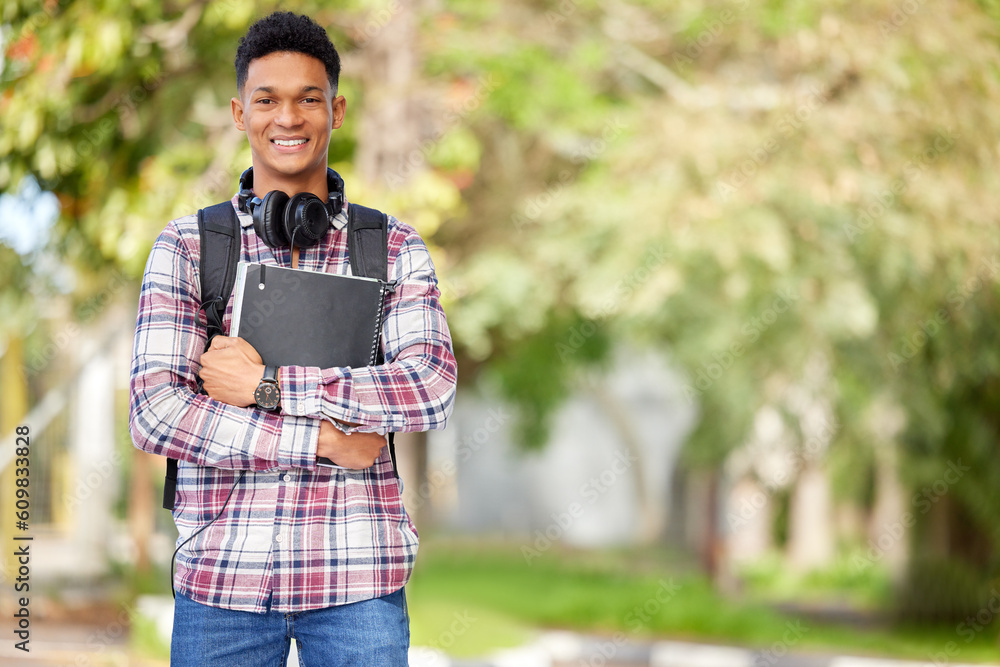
[232,96,246,131]
[331,95,347,130]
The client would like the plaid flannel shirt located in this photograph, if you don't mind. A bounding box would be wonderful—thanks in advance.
[128,196,457,613]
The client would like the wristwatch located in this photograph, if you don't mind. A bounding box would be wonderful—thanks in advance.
[254,365,280,410]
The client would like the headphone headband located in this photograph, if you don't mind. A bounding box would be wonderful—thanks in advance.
[238,167,345,250]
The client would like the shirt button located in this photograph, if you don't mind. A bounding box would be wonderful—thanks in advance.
[280,474,289,482]
[275,534,283,543]
[296,402,305,415]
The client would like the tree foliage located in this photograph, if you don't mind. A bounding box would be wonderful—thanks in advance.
[3,0,1000,567]
[430,0,1000,565]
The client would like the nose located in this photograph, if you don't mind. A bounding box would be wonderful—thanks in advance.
[275,102,303,128]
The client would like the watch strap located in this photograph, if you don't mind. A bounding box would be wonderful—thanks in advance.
[263,365,278,383]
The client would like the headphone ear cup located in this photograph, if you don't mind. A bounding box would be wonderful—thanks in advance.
[284,193,330,247]
[253,190,290,248]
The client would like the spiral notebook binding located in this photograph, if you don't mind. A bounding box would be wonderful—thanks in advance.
[369,280,396,365]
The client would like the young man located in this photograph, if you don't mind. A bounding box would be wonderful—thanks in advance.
[128,12,457,665]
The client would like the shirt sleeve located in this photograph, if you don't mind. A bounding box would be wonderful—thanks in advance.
[128,217,319,471]
[277,221,457,433]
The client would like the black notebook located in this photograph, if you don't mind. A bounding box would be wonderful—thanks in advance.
[231,262,386,369]
[230,262,388,468]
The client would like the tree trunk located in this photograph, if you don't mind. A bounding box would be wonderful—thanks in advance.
[590,383,660,544]
[395,430,431,529]
[868,440,908,580]
[1,337,29,584]
[356,2,420,188]
[129,449,154,573]
[705,467,721,581]
[787,461,835,571]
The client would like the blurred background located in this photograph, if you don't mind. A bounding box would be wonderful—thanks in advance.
[2,0,1000,665]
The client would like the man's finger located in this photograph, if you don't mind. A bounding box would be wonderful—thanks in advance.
[210,335,233,350]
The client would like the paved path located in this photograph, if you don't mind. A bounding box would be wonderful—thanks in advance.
[410,631,1000,667]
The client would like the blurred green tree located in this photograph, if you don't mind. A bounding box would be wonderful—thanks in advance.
[429,0,1000,581]
[3,0,1000,599]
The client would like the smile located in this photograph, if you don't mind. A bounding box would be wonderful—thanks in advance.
[272,139,307,147]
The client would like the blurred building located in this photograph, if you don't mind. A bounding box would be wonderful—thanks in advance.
[399,349,698,548]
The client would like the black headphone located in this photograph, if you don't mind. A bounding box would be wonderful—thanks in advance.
[237,166,345,249]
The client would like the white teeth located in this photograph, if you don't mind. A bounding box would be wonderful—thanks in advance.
[273,139,306,147]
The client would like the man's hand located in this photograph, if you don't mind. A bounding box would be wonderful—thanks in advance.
[316,420,386,469]
[199,336,265,407]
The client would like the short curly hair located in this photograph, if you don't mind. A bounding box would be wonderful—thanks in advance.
[235,12,341,95]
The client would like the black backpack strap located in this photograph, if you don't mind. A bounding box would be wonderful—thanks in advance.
[347,204,399,479]
[164,459,179,511]
[198,202,242,351]
[347,203,388,284]
[163,202,241,511]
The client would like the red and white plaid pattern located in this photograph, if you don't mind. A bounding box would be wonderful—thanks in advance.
[129,197,457,613]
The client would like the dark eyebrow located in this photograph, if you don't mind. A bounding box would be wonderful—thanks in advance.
[251,85,327,97]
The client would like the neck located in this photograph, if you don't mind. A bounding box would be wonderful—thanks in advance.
[251,166,328,201]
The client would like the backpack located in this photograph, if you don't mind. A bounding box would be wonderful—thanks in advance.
[162,201,398,510]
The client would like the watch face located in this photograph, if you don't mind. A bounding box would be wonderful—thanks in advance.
[255,382,280,410]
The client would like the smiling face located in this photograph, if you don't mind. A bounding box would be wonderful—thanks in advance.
[231,50,346,197]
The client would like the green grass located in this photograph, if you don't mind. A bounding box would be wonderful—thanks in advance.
[407,538,1000,662]
[408,598,535,657]
[738,551,895,610]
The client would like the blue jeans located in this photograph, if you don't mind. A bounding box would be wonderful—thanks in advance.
[170,589,409,666]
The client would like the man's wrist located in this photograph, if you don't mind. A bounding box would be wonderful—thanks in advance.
[252,363,266,405]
